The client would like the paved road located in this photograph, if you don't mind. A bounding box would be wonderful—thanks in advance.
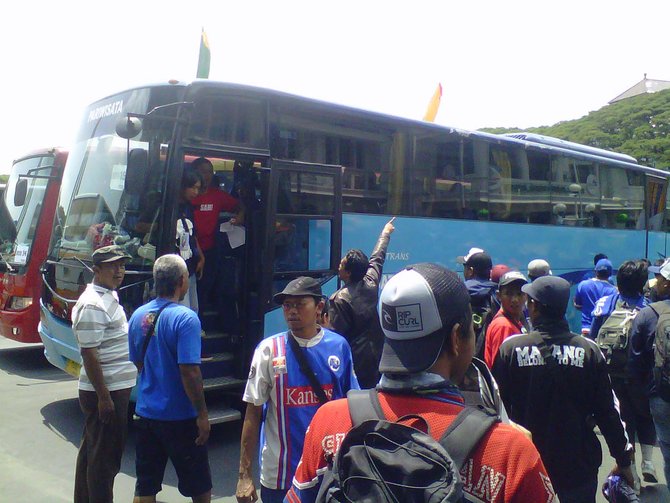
[0,337,668,502]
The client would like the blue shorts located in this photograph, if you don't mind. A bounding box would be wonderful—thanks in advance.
[134,416,212,498]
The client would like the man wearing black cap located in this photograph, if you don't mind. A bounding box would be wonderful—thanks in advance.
[492,276,634,502]
[72,245,136,503]
[236,277,358,503]
[287,264,558,503]
[457,247,498,357]
[483,271,529,369]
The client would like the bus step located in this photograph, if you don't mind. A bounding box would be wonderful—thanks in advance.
[201,352,235,363]
[208,403,242,425]
[203,376,246,392]
[201,330,231,341]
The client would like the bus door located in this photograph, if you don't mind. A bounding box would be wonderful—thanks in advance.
[645,173,668,259]
[258,159,342,343]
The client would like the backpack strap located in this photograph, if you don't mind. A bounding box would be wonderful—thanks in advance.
[438,406,499,471]
[287,333,329,406]
[347,388,385,426]
[138,301,174,373]
[650,301,670,318]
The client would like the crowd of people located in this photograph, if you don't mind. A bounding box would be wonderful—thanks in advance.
[69,161,670,503]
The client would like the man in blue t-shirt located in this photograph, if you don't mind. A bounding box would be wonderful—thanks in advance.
[236,277,359,503]
[574,258,618,336]
[128,254,212,503]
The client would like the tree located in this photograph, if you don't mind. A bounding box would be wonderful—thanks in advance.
[480,89,670,169]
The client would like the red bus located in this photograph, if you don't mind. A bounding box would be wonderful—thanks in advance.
[0,147,66,343]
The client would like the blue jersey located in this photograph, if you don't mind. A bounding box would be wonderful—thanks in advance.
[574,278,618,330]
[243,328,359,490]
[128,298,202,420]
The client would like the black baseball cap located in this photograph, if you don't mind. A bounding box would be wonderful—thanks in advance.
[273,276,322,304]
[378,263,470,374]
[521,275,570,314]
[92,245,132,265]
[456,247,492,274]
[498,270,528,288]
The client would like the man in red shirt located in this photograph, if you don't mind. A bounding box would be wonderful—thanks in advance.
[285,263,557,503]
[484,271,530,368]
[190,157,239,309]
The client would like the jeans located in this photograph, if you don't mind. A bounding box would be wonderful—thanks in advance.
[179,273,199,313]
[649,395,670,487]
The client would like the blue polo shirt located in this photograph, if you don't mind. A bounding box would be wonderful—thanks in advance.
[574,278,617,330]
[128,298,202,420]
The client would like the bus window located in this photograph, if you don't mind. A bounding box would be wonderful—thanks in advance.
[599,163,644,229]
[187,95,267,148]
[525,151,552,224]
[412,134,464,219]
[270,118,391,215]
[549,157,601,227]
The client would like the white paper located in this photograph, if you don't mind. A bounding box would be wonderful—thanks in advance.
[219,222,246,249]
[14,244,29,265]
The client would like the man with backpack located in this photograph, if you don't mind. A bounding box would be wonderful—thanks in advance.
[286,263,557,503]
[628,259,670,488]
[492,275,634,502]
[457,247,498,359]
[591,260,655,494]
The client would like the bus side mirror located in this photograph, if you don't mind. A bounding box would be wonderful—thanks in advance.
[125,149,148,195]
[14,178,27,206]
[115,116,142,139]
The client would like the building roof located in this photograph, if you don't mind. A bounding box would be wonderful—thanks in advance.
[609,74,670,104]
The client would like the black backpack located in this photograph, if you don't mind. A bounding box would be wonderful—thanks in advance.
[472,291,498,360]
[315,389,499,503]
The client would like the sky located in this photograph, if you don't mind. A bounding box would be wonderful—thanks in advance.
[1,0,669,174]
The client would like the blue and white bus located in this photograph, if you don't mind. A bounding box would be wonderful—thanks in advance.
[39,80,670,420]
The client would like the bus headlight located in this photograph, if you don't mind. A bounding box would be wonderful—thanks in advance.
[8,296,33,310]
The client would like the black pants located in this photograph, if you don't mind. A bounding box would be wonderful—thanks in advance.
[612,376,657,446]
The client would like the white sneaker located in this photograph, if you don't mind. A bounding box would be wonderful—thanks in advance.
[641,460,659,483]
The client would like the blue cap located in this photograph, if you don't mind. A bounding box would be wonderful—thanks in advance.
[595,259,613,272]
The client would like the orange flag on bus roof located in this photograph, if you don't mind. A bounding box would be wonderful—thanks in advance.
[423,83,442,122]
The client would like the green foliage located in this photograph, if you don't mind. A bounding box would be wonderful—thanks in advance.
[0,175,8,184]
[480,89,670,170]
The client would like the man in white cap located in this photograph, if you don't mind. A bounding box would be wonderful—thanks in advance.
[527,258,552,282]
[287,263,558,503]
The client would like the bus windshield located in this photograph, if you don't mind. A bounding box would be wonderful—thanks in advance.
[51,86,182,265]
[0,156,54,266]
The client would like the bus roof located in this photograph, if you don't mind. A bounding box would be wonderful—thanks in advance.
[12,146,68,165]
[97,80,665,179]
[502,132,638,164]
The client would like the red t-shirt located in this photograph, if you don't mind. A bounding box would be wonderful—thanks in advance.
[484,310,526,369]
[286,391,557,503]
[191,187,238,251]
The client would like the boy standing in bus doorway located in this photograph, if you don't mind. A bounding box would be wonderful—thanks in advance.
[328,217,395,389]
[72,245,137,503]
[236,277,358,503]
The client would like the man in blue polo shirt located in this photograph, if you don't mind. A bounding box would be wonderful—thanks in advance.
[128,254,211,503]
[574,258,618,337]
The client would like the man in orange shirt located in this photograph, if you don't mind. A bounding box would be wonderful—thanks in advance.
[285,263,558,503]
[484,271,529,368]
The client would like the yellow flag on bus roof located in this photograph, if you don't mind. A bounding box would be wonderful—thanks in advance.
[423,83,442,122]
[196,28,211,79]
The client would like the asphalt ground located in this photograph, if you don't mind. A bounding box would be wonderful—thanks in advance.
[0,336,668,502]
